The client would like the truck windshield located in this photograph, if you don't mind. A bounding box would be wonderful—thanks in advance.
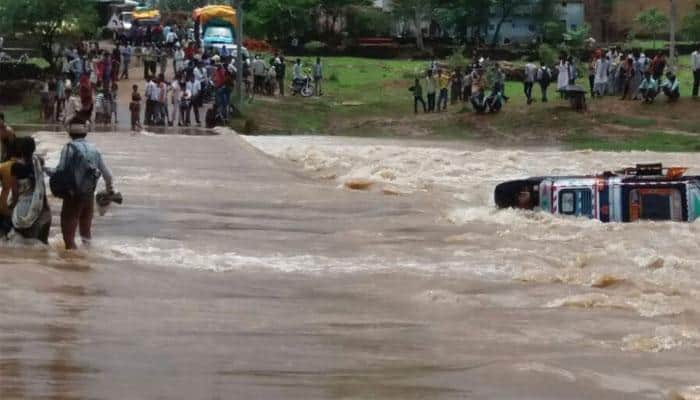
[205,27,233,40]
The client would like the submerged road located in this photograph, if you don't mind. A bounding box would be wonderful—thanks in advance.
[0,130,699,399]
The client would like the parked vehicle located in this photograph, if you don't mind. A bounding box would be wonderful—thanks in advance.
[291,76,313,97]
[192,5,248,58]
[495,164,700,223]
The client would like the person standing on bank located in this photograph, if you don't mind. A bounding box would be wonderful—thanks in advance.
[313,57,323,96]
[692,46,700,98]
[523,61,537,105]
[409,78,426,114]
[536,62,551,103]
[276,57,286,97]
[50,123,114,250]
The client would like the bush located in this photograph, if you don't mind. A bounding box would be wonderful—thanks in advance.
[447,46,468,70]
[0,62,48,81]
[304,41,328,53]
[543,21,566,45]
[537,43,558,66]
[243,38,274,54]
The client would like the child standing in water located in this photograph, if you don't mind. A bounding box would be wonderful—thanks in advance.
[130,84,142,132]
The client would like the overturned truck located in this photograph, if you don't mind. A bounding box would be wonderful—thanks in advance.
[495,164,700,223]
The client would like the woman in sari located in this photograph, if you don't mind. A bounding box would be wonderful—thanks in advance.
[11,137,51,244]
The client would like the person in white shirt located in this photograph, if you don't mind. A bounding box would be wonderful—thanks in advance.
[523,62,537,104]
[594,56,610,97]
[293,58,303,81]
[166,30,177,46]
[252,55,266,93]
[62,85,83,125]
[556,57,570,98]
[170,77,182,126]
[120,44,132,80]
[174,43,185,75]
[193,63,204,83]
[186,74,202,125]
[692,47,700,97]
[144,78,158,125]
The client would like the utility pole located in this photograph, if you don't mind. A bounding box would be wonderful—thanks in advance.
[234,0,244,110]
[669,0,678,66]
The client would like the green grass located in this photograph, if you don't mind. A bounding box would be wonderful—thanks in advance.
[232,55,700,152]
[0,101,41,125]
[596,114,657,128]
[624,40,696,50]
[28,57,50,69]
[566,132,700,152]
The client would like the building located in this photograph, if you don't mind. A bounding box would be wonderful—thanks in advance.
[487,0,585,45]
[586,0,700,42]
[373,0,391,11]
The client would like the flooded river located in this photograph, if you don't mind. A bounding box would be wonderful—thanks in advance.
[1,130,699,399]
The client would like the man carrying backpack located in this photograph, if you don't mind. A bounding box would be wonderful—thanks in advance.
[49,123,114,250]
[536,62,552,103]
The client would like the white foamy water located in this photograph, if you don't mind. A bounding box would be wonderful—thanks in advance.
[5,130,700,399]
[26,131,700,320]
[243,135,700,318]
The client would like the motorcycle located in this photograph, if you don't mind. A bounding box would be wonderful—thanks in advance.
[291,75,313,97]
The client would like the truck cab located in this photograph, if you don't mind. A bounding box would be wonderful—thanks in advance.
[202,24,235,53]
[193,5,248,58]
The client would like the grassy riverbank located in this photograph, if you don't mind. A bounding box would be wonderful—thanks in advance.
[233,55,700,152]
[1,101,41,125]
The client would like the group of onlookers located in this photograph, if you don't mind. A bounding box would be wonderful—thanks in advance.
[409,46,700,115]
[410,58,506,115]
[579,48,682,103]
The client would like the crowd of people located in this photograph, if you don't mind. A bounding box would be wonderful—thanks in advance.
[38,24,327,132]
[409,46,700,115]
[410,58,508,115]
[578,48,682,103]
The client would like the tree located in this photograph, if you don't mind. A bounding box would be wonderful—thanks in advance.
[160,0,210,11]
[243,0,316,41]
[681,5,700,43]
[634,7,669,49]
[318,0,371,35]
[490,0,519,46]
[670,0,678,65]
[0,0,97,69]
[433,0,490,45]
[391,0,434,51]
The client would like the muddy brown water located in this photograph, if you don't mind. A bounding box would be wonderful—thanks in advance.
[1,130,700,399]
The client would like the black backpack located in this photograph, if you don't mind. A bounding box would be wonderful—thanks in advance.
[50,142,101,199]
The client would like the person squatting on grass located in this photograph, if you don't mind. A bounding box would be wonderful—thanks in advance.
[639,72,659,103]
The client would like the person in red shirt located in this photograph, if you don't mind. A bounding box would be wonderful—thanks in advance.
[185,42,195,61]
[213,63,226,89]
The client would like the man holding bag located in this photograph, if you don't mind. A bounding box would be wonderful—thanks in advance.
[48,123,115,250]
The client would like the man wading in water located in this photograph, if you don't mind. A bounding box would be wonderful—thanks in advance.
[49,124,115,250]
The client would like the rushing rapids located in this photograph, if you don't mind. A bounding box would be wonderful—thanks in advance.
[0,130,698,399]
